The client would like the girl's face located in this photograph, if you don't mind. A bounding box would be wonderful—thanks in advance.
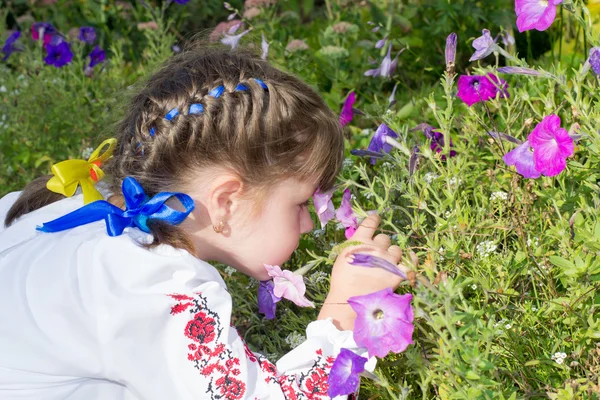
[182,172,317,281]
[226,178,316,280]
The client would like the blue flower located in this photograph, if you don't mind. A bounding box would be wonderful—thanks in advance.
[78,26,97,44]
[2,31,22,61]
[327,349,367,398]
[44,41,73,68]
[367,123,398,164]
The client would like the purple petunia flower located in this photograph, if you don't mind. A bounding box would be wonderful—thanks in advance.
[313,188,335,229]
[327,349,367,398]
[221,26,251,49]
[445,32,457,66]
[348,288,414,358]
[457,73,509,107]
[350,254,407,279]
[515,0,563,32]
[528,114,574,176]
[497,66,543,76]
[503,140,541,179]
[340,91,356,127]
[258,280,281,320]
[78,26,96,44]
[364,44,404,78]
[88,46,105,68]
[469,29,497,62]
[173,0,190,3]
[31,22,56,44]
[430,130,457,160]
[44,41,73,68]
[367,123,399,164]
[2,31,22,61]
[585,47,600,75]
[375,35,388,49]
[261,33,269,60]
[335,188,358,239]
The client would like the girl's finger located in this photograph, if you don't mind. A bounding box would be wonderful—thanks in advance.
[352,214,381,240]
[372,233,391,249]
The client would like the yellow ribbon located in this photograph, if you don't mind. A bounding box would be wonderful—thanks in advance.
[46,138,117,204]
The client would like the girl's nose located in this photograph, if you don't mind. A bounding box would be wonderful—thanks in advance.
[300,208,313,234]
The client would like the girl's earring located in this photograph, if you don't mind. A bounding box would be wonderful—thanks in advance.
[213,220,225,234]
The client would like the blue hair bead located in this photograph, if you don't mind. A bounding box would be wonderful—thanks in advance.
[165,108,179,121]
[235,83,249,91]
[253,78,268,90]
[149,127,156,137]
[188,103,204,114]
[208,85,225,98]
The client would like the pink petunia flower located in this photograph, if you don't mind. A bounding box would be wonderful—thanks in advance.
[335,188,358,239]
[503,140,541,179]
[347,288,414,358]
[528,114,574,176]
[457,74,509,107]
[264,264,315,308]
[313,188,335,229]
[515,0,563,32]
[339,91,356,127]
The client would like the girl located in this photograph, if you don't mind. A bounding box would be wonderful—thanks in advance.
[0,45,405,399]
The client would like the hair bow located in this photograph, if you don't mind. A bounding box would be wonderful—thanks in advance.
[38,177,195,236]
[46,138,117,204]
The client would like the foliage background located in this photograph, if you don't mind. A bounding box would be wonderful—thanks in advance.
[1,0,600,398]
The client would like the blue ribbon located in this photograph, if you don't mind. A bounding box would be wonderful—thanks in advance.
[37,177,195,236]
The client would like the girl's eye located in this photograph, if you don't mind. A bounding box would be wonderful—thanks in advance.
[300,200,310,208]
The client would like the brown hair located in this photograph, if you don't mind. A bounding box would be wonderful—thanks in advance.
[4,44,345,253]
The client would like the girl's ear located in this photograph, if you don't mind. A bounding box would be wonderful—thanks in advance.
[206,174,244,226]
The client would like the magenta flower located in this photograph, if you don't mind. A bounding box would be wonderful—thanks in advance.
[31,22,56,44]
[503,140,541,179]
[457,74,509,107]
[44,41,73,68]
[327,349,367,398]
[313,188,335,229]
[367,123,399,164]
[528,114,574,176]
[264,264,314,308]
[350,254,407,279]
[258,280,281,320]
[515,0,563,32]
[335,188,358,239]
[78,26,96,44]
[469,29,497,62]
[340,91,356,127]
[2,31,22,61]
[364,44,404,78]
[348,288,414,358]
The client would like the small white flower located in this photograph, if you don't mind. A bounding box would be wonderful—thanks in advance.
[559,352,567,359]
[307,271,328,285]
[364,191,375,199]
[476,241,497,257]
[312,228,325,237]
[335,222,345,231]
[342,158,354,168]
[531,306,538,311]
[527,237,540,247]
[285,331,305,349]
[361,128,373,136]
[555,357,564,364]
[504,323,512,329]
[490,191,508,201]
[81,147,94,159]
[0,85,6,93]
[444,211,452,218]
[448,177,462,187]
[471,284,477,290]
[6,165,14,174]
[224,266,236,276]
[423,172,439,184]
[245,278,258,289]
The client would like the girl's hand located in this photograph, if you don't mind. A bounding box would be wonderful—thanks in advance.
[317,214,408,330]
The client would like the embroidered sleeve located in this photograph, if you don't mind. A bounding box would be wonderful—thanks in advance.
[164,289,360,400]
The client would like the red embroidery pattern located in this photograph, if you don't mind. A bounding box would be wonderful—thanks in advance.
[168,293,335,400]
[167,293,246,400]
